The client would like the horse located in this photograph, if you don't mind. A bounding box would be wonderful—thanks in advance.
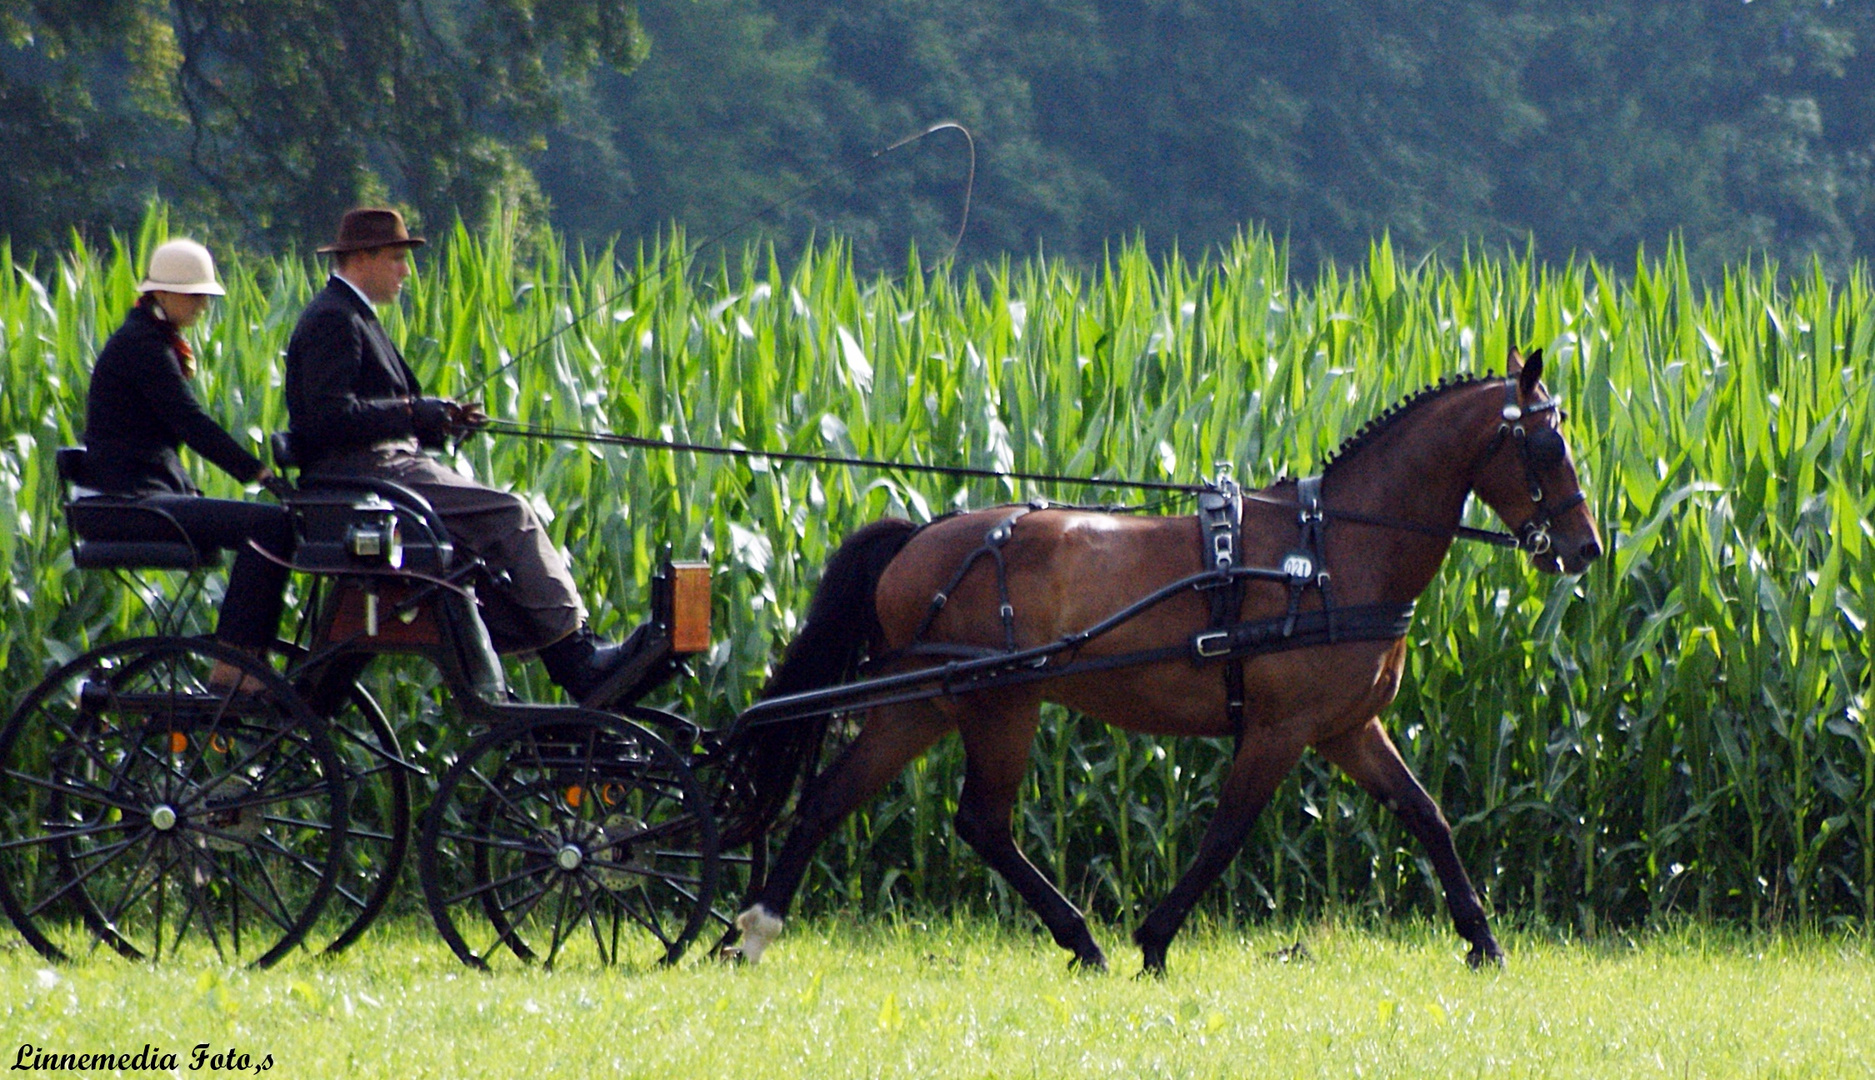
[722,347,1601,975]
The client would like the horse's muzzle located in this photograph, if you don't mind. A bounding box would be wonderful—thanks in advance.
[1535,533,1601,575]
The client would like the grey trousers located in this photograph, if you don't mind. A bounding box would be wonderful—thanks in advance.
[312,444,584,652]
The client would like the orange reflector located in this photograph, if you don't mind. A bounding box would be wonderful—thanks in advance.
[671,562,712,653]
[564,785,583,809]
[210,733,233,754]
[598,783,621,806]
[169,732,188,754]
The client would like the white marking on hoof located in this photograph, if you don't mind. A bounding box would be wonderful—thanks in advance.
[734,904,785,964]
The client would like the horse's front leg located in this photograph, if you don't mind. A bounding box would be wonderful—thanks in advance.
[1316,718,1503,967]
[953,701,1107,971]
[733,705,953,962]
[1133,729,1307,977]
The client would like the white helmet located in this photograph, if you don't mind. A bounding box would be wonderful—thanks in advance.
[138,239,226,296]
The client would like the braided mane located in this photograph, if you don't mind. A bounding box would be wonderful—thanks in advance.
[1319,372,1494,475]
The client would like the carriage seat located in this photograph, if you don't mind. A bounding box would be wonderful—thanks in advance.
[55,447,222,571]
[270,430,504,700]
[269,432,454,577]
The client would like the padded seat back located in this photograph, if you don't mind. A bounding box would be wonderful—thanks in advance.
[56,447,221,571]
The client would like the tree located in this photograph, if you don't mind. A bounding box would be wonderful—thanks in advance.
[1,0,648,250]
[0,0,184,250]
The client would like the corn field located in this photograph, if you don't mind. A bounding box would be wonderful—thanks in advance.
[2,212,1871,936]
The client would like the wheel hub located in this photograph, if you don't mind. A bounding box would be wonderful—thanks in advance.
[556,845,584,871]
[150,804,178,831]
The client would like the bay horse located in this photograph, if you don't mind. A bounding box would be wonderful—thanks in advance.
[724,348,1601,974]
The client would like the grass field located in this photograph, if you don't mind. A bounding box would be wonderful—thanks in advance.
[4,918,1871,1078]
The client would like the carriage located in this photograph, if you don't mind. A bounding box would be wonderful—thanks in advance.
[0,350,1601,975]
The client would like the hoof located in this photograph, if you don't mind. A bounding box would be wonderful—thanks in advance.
[1466,941,1505,969]
[1133,961,1167,982]
[734,904,785,965]
[1264,941,1312,963]
[1067,950,1107,974]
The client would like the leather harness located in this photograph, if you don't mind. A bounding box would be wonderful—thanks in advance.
[889,473,1417,741]
[1193,470,1414,739]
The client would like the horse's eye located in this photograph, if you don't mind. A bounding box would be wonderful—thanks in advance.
[1524,427,1566,471]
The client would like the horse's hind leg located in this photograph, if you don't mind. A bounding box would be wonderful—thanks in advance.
[1316,719,1504,967]
[1132,731,1307,977]
[735,704,954,962]
[952,700,1106,970]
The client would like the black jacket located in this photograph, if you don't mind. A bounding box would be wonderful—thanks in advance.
[285,278,448,467]
[82,303,264,497]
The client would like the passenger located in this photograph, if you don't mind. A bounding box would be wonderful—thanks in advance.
[283,208,638,704]
[79,239,294,687]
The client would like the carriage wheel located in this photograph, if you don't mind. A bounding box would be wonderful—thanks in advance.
[418,711,719,970]
[278,648,413,956]
[0,637,347,967]
[612,705,766,956]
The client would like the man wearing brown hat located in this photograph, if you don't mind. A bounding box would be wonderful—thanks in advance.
[284,207,637,703]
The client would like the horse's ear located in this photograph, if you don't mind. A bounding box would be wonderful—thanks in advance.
[1506,346,1525,377]
[1519,348,1545,397]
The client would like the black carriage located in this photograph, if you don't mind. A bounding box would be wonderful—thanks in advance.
[0,442,735,969]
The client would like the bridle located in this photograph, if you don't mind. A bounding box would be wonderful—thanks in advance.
[1236,375,1586,555]
[1475,377,1584,556]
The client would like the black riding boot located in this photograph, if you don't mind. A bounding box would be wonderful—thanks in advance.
[539,626,637,706]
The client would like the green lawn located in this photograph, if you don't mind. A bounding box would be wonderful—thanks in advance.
[5,917,1871,1078]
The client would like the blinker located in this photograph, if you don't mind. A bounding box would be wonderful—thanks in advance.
[1524,427,1566,471]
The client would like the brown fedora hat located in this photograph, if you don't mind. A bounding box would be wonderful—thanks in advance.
[317,208,427,254]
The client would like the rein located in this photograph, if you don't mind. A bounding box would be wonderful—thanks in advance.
[482,419,1535,550]
[480,420,1204,494]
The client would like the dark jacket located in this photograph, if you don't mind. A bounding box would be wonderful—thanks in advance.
[284,278,449,468]
[82,303,265,497]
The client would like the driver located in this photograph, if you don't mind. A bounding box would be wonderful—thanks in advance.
[282,208,637,704]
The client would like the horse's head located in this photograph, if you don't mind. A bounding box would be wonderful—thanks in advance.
[1468,348,1603,574]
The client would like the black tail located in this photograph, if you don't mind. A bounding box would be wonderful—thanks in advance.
[716,517,918,849]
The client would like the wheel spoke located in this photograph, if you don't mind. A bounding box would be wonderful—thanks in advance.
[4,767,149,816]
[214,850,299,936]
[1,817,141,851]
[253,833,363,908]
[441,858,555,908]
[177,847,227,961]
[543,877,577,968]
[175,723,303,812]
[23,832,149,918]
[94,837,174,935]
[434,829,541,856]
[608,878,676,947]
[580,877,615,966]
[583,853,705,889]
[267,814,395,843]
[245,845,300,932]
[582,813,704,858]
[472,880,553,965]
[461,764,552,841]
